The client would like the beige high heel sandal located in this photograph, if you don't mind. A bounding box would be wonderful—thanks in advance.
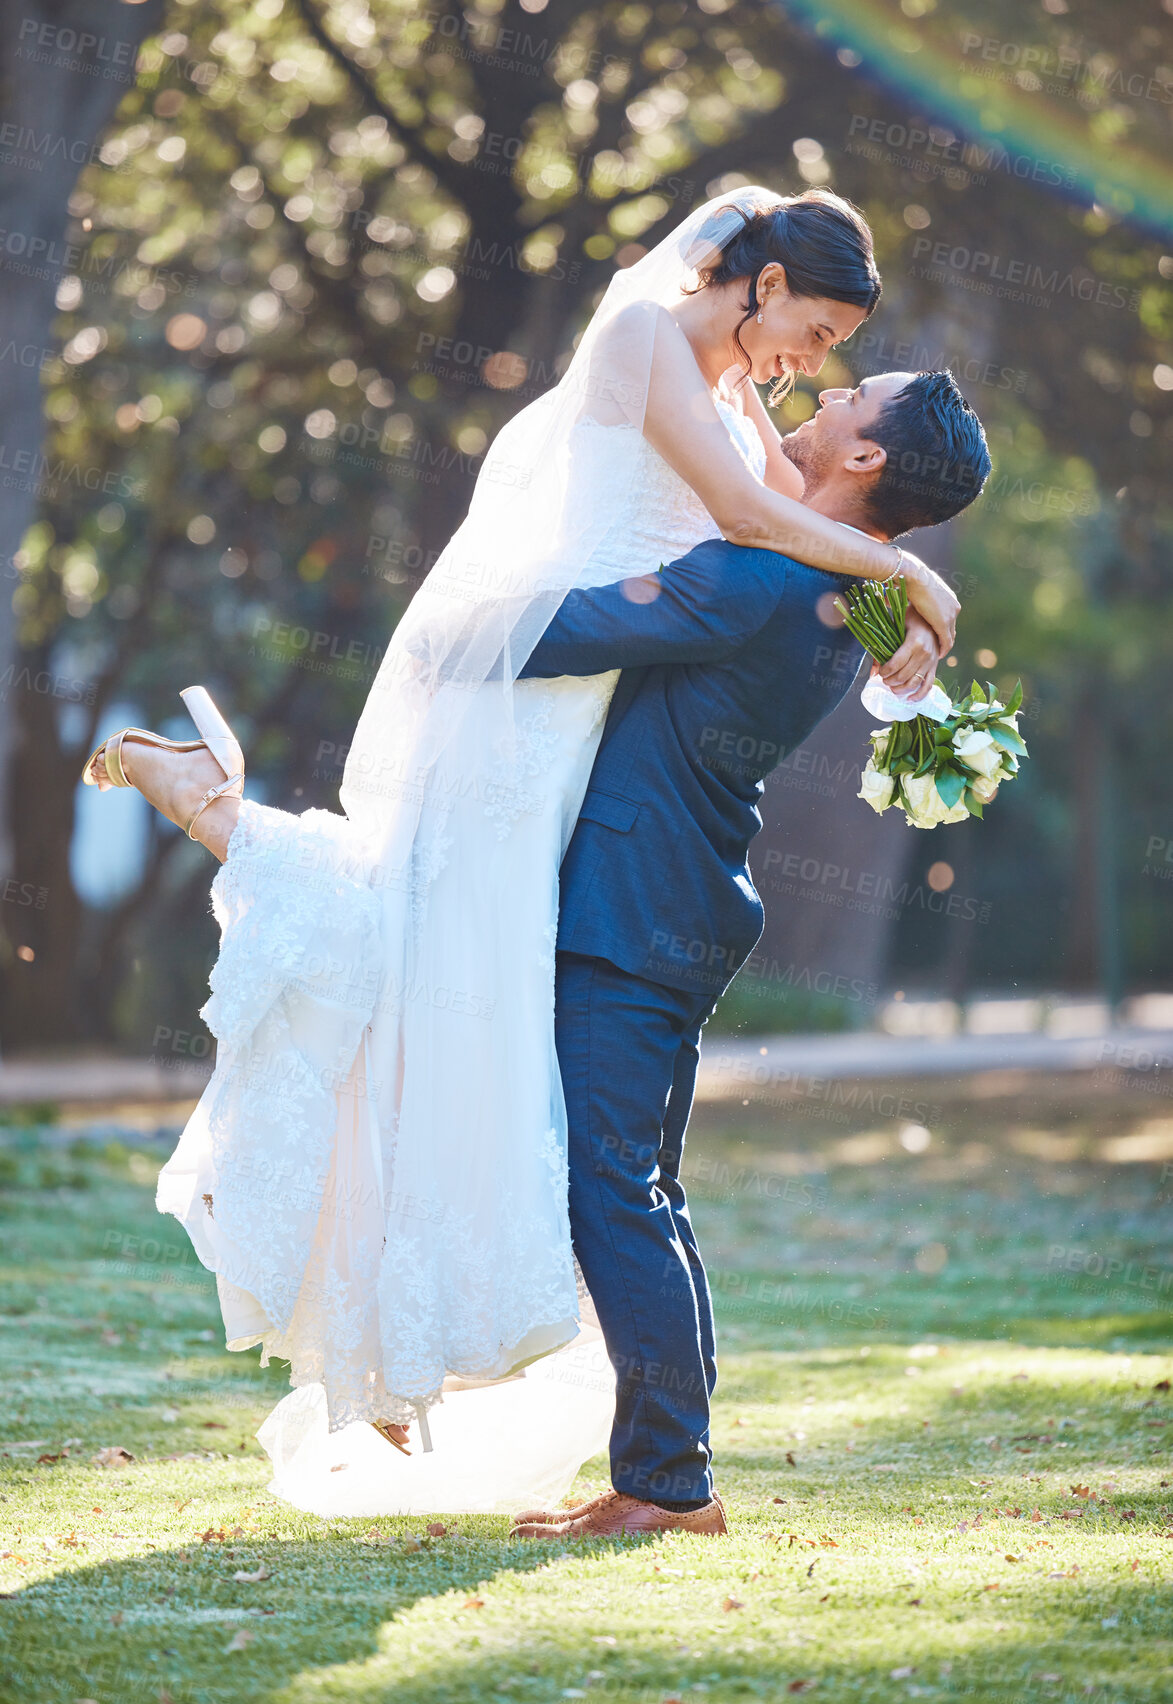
[81,685,245,841]
[369,1404,435,1456]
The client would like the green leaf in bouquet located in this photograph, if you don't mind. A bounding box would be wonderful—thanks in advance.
[935,766,966,809]
[969,680,987,703]
[988,724,1028,756]
[964,788,984,819]
[1006,680,1024,715]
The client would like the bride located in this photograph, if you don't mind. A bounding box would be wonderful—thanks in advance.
[83,185,959,1514]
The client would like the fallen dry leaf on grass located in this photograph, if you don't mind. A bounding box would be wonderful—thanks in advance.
[232,1565,270,1583]
[723,1597,743,1612]
[427,1522,447,1537]
[226,1629,255,1652]
[462,1596,485,1609]
[787,1681,816,1693]
[93,1447,134,1469]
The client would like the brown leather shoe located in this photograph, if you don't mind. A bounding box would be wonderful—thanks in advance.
[511,1489,727,1539]
[511,1489,615,1526]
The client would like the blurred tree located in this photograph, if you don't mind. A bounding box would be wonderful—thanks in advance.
[1,0,1170,1046]
[0,0,166,971]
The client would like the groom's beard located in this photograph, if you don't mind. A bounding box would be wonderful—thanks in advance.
[780,426,833,497]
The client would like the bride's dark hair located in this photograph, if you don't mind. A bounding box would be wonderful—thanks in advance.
[686,189,881,403]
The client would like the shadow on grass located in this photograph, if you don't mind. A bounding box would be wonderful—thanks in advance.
[0,1529,563,1704]
[4,1540,1169,1704]
[274,1613,1170,1704]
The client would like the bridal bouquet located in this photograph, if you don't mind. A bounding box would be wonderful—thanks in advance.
[834,578,1028,829]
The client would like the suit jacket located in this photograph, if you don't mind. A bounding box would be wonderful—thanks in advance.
[521,537,865,997]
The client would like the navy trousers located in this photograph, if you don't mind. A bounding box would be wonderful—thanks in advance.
[554,951,719,1509]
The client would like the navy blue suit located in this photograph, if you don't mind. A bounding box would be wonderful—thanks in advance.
[521,538,865,1507]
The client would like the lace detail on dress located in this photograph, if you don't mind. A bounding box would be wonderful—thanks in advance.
[537,921,559,976]
[582,671,617,738]
[571,396,767,582]
[409,810,454,946]
[483,683,558,839]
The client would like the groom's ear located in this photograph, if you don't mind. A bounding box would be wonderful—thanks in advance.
[844,439,887,477]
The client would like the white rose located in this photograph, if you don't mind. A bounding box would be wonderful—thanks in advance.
[953,726,1002,779]
[859,762,895,814]
[900,774,944,828]
[901,774,968,828]
[870,728,893,763]
[971,774,1000,804]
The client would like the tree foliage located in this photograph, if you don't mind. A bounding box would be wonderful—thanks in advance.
[2,0,1170,1044]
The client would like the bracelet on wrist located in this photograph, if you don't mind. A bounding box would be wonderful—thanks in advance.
[877,545,906,584]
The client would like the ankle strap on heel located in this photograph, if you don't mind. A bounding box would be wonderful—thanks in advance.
[185,772,244,840]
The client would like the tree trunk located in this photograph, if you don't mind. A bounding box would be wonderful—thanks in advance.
[752,688,915,1025]
[0,0,166,1034]
[1064,684,1120,996]
[0,644,84,1042]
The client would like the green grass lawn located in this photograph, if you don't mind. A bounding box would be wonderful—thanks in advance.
[1,1072,1170,1704]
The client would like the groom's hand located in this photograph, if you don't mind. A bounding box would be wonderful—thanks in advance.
[878,610,939,701]
[896,551,959,656]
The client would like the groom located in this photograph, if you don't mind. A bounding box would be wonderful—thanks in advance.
[509,370,991,1539]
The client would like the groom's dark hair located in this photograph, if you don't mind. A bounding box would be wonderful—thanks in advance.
[864,371,991,537]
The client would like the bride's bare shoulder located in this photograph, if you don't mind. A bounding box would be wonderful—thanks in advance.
[591,299,679,355]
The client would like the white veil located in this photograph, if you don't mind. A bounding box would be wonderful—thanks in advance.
[338,182,785,852]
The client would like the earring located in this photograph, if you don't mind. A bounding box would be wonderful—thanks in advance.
[756,311,763,322]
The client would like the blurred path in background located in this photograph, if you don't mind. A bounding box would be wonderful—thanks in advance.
[3,994,1170,1112]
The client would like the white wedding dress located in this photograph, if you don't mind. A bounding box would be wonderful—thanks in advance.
[157,394,768,1516]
